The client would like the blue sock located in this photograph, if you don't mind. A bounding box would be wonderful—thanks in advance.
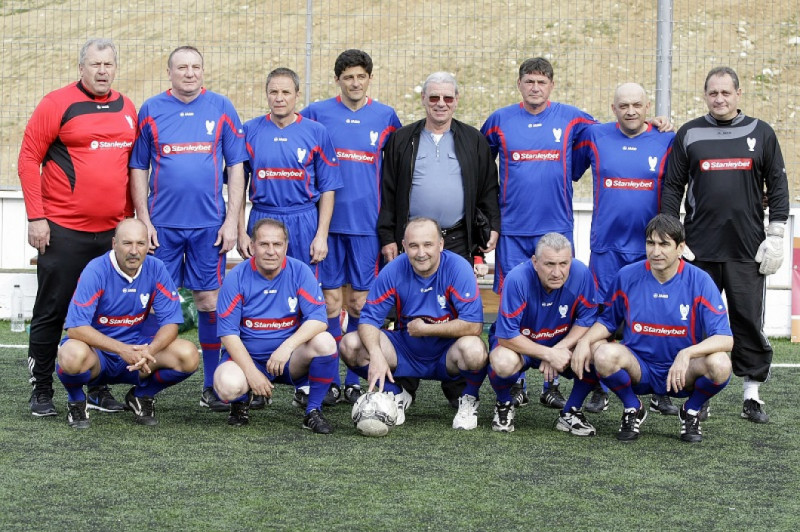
[563,369,599,412]
[489,366,519,403]
[346,314,360,334]
[137,369,193,397]
[461,367,487,398]
[57,366,90,402]
[198,310,220,389]
[685,375,730,412]
[307,353,338,413]
[601,369,640,409]
[326,316,344,387]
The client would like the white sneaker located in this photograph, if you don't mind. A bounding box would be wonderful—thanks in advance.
[392,388,413,426]
[452,394,480,430]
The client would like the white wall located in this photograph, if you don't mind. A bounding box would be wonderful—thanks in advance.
[0,191,796,337]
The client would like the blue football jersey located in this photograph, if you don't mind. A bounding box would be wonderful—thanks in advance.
[573,122,675,254]
[494,259,598,346]
[360,250,483,357]
[217,255,327,357]
[300,97,401,235]
[243,114,343,211]
[130,89,247,228]
[598,260,732,371]
[65,252,183,345]
[481,101,596,236]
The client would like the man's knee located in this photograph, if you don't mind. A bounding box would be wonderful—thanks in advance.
[213,361,247,401]
[705,352,732,382]
[193,289,218,312]
[346,290,368,316]
[171,339,199,372]
[324,288,343,318]
[593,343,621,376]
[455,337,487,370]
[339,332,364,366]
[307,331,337,356]
[56,340,93,373]
[489,347,518,378]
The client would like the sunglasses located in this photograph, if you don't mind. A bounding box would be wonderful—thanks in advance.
[428,95,456,104]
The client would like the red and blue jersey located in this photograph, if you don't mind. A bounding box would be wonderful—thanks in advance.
[243,114,343,211]
[129,89,247,228]
[598,260,732,371]
[361,250,483,356]
[494,259,598,346]
[65,252,182,345]
[481,101,596,236]
[217,255,327,357]
[573,122,675,254]
[300,97,401,235]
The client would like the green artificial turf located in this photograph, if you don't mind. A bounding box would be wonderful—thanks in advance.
[0,328,798,530]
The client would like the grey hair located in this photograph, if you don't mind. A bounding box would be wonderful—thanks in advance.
[422,71,458,96]
[79,38,117,66]
[535,232,572,258]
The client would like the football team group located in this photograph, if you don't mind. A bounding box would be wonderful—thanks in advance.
[19,39,788,442]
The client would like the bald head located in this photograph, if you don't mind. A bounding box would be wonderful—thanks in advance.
[611,83,650,137]
[113,219,149,276]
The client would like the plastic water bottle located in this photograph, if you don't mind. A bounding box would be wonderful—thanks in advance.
[11,284,25,333]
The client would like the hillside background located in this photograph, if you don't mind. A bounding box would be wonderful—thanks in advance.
[1,0,798,201]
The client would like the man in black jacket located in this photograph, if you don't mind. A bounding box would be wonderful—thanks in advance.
[379,71,500,263]
[378,71,500,406]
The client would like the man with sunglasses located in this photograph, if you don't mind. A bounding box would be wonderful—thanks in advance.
[378,71,500,407]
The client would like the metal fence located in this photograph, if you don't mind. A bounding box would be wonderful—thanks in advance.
[1,0,798,202]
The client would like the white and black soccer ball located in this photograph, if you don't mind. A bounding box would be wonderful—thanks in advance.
[351,391,398,437]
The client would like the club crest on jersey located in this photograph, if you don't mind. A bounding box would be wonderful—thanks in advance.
[288,297,298,313]
[205,120,215,135]
[747,137,756,152]
[437,294,447,309]
[558,305,568,318]
[297,148,307,163]
[125,115,134,129]
[370,130,379,146]
[679,304,690,321]
[648,156,658,172]
[139,293,150,309]
[552,128,562,143]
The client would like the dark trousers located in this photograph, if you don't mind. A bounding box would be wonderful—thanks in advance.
[441,222,472,265]
[693,260,772,382]
[28,222,114,393]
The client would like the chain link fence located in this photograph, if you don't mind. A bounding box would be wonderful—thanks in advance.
[2,0,798,202]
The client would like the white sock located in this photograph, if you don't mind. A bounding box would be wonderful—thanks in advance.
[743,377,761,402]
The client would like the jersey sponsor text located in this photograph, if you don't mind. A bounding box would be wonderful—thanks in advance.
[603,178,655,190]
[161,142,213,155]
[336,149,375,164]
[255,168,305,180]
[699,158,753,171]
[631,321,687,337]
[510,150,561,162]
[242,316,299,330]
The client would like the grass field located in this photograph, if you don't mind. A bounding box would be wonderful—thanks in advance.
[1,327,798,531]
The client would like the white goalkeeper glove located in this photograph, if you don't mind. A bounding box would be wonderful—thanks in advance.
[754,222,785,275]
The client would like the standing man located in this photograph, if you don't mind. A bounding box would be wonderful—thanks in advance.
[379,72,499,407]
[129,45,247,412]
[573,215,733,443]
[300,50,402,404]
[18,38,138,416]
[56,219,199,429]
[480,57,595,409]
[339,218,488,430]
[214,218,338,433]
[240,67,342,276]
[487,233,600,435]
[572,83,677,415]
[379,71,500,264]
[661,66,789,423]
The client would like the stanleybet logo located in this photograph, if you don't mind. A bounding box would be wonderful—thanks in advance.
[91,141,99,150]
[701,161,710,170]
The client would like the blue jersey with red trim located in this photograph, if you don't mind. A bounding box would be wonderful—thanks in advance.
[65,252,182,345]
[300,97,401,235]
[217,255,327,356]
[573,122,675,254]
[360,250,483,355]
[598,259,732,371]
[494,259,597,346]
[129,89,247,228]
[243,114,343,210]
[481,101,596,235]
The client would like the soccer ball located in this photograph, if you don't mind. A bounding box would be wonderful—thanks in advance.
[351,391,398,437]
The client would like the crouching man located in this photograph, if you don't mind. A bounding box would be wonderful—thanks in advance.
[488,233,600,435]
[339,217,488,430]
[572,214,733,443]
[56,219,198,428]
[213,218,338,433]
